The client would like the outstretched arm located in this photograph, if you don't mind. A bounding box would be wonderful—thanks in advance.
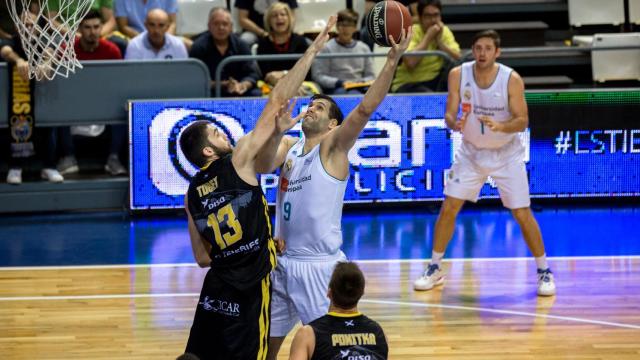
[329,28,412,153]
[233,16,337,178]
[254,99,301,173]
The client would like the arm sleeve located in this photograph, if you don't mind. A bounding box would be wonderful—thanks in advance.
[312,46,338,89]
[113,0,126,17]
[441,26,460,53]
[165,0,178,14]
[361,43,376,81]
[124,39,140,60]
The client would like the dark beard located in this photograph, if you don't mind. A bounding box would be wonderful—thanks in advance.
[209,142,233,158]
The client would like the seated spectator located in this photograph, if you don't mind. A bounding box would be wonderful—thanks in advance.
[46,0,128,56]
[125,8,187,60]
[189,7,261,97]
[1,12,64,184]
[47,0,114,35]
[257,2,312,93]
[57,10,127,177]
[235,0,298,47]
[114,0,177,39]
[359,0,418,50]
[392,0,460,93]
[288,262,389,360]
[312,9,375,95]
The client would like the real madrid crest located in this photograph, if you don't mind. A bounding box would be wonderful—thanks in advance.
[285,158,293,172]
[10,114,34,142]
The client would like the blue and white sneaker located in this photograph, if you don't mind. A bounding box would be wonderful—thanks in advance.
[414,263,445,291]
[537,268,556,296]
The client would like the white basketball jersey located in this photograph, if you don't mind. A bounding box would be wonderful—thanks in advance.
[275,138,348,258]
[459,61,517,149]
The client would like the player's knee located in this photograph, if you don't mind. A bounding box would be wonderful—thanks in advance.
[440,197,464,218]
[511,207,532,223]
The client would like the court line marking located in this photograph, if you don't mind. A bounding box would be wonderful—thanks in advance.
[1,255,639,271]
[0,292,638,330]
[360,299,640,330]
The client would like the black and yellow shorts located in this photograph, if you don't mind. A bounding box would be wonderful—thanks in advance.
[185,270,272,360]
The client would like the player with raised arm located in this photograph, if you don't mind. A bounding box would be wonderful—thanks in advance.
[259,26,412,360]
[179,16,337,360]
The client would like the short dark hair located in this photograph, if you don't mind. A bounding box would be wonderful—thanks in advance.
[310,94,344,125]
[472,29,501,48]
[329,262,365,309]
[418,0,442,16]
[337,8,359,25]
[179,120,211,168]
[82,9,102,24]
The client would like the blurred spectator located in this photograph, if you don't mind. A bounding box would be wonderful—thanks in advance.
[47,0,115,35]
[312,9,375,95]
[189,7,261,97]
[392,0,460,93]
[46,0,128,57]
[1,12,64,184]
[125,8,187,59]
[114,0,177,39]
[257,2,311,92]
[235,0,297,47]
[360,0,418,50]
[57,9,127,177]
[0,1,24,41]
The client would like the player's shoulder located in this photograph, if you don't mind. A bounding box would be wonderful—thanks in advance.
[506,67,524,86]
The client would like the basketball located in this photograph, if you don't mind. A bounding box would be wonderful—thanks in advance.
[366,0,412,47]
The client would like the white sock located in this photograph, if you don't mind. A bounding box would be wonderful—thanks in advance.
[535,254,549,270]
[431,251,445,267]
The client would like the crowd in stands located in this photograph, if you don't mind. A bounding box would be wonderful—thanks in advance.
[0,0,480,185]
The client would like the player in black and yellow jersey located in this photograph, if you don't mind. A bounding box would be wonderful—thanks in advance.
[288,262,388,360]
[180,16,338,360]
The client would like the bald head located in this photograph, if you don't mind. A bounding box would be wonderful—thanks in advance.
[147,8,170,24]
[145,8,170,49]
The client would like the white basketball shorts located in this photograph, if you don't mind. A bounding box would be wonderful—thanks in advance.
[444,138,531,209]
[270,251,347,337]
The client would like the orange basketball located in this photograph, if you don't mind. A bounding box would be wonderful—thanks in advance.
[366,0,412,47]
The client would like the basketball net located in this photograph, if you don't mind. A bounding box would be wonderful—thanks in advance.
[5,0,94,81]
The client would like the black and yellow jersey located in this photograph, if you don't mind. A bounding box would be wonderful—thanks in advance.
[309,312,388,360]
[186,154,276,288]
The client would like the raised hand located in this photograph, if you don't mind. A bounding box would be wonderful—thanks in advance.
[309,15,337,53]
[275,98,302,133]
[387,26,413,63]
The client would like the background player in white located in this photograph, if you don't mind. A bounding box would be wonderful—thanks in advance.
[257,28,412,360]
[413,30,556,296]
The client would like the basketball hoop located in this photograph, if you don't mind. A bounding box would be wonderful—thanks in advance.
[5,0,94,81]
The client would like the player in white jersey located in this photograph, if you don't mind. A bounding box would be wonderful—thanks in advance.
[256,29,412,360]
[413,30,556,297]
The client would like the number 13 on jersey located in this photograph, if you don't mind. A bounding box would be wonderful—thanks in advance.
[207,203,243,250]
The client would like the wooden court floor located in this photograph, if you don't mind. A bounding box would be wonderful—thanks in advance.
[1,257,639,359]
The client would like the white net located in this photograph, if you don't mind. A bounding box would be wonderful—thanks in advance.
[5,0,94,81]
